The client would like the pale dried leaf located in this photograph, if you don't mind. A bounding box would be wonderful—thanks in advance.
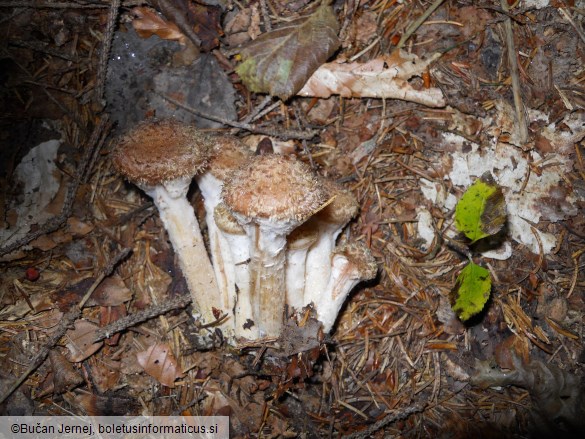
[136,342,183,388]
[298,51,445,107]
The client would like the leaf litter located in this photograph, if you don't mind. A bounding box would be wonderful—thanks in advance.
[0,0,584,437]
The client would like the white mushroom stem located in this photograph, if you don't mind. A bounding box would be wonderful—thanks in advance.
[314,243,377,333]
[303,221,345,307]
[239,220,289,338]
[214,204,255,339]
[142,177,221,326]
[285,226,318,312]
[196,172,233,315]
[303,188,358,309]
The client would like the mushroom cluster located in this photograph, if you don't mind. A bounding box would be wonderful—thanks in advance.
[113,119,377,342]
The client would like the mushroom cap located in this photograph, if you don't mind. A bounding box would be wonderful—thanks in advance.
[333,242,378,280]
[214,203,245,235]
[222,154,328,223]
[317,179,359,225]
[208,135,253,181]
[113,119,213,186]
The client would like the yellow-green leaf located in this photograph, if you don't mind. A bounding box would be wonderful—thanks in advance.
[451,262,491,321]
[235,2,340,101]
[455,172,506,243]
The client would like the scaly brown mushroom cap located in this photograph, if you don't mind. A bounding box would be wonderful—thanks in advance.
[113,119,213,186]
[222,154,328,223]
[207,136,253,182]
[333,242,378,286]
[316,179,359,225]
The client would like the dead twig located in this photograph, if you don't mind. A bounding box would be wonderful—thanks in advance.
[150,0,201,47]
[344,403,427,439]
[94,0,120,106]
[156,92,319,140]
[500,0,529,144]
[93,293,192,343]
[396,0,445,49]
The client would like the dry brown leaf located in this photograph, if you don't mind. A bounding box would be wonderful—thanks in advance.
[67,217,94,236]
[64,320,103,362]
[132,7,187,45]
[48,349,83,394]
[298,51,445,107]
[88,275,132,307]
[136,342,183,388]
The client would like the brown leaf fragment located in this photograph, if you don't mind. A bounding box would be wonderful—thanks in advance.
[99,304,127,346]
[66,217,94,236]
[188,2,222,51]
[298,51,446,107]
[48,349,83,394]
[136,342,183,388]
[65,392,138,416]
[478,172,507,237]
[65,320,103,362]
[235,2,340,100]
[132,7,187,45]
[88,275,132,307]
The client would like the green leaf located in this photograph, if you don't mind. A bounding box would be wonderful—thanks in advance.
[235,2,340,101]
[451,262,491,321]
[455,172,506,243]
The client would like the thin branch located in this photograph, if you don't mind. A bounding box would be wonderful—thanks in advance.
[92,293,192,343]
[156,92,319,140]
[501,0,529,144]
[396,0,445,49]
[94,0,120,105]
[344,403,426,439]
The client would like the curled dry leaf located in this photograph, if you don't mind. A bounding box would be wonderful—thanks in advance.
[298,51,446,107]
[235,2,340,101]
[64,320,103,362]
[132,7,187,45]
[136,342,183,388]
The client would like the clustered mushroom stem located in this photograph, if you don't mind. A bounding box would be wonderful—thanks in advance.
[214,203,254,339]
[314,243,377,333]
[246,224,287,337]
[197,172,234,317]
[303,223,346,308]
[145,179,220,326]
[285,227,318,312]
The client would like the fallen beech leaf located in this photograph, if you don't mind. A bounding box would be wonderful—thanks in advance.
[132,7,187,45]
[65,320,103,362]
[235,2,340,100]
[136,342,183,387]
[298,51,446,107]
